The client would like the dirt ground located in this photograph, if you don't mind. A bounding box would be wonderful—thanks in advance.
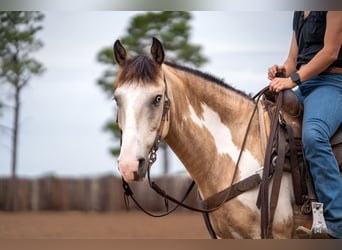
[0,211,210,239]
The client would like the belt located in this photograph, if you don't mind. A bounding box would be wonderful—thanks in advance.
[300,64,342,74]
[322,66,342,74]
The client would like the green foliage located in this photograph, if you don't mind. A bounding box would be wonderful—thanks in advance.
[97,11,208,95]
[97,11,208,157]
[0,12,45,89]
[0,11,45,210]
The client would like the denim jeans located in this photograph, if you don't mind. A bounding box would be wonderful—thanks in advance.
[295,73,342,238]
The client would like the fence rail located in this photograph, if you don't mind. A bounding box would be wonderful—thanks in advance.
[0,175,198,212]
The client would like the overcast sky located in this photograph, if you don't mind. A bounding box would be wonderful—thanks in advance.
[0,11,293,177]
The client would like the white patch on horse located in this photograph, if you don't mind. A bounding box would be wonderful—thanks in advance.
[230,229,244,239]
[188,101,265,215]
[188,102,260,175]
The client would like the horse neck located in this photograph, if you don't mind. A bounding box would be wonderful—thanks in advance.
[163,65,264,198]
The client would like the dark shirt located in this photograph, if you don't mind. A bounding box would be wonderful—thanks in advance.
[293,11,342,69]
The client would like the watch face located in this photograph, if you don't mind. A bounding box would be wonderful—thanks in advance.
[291,73,301,85]
[292,74,298,81]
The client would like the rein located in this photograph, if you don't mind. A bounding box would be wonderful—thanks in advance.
[121,75,270,235]
[147,89,266,213]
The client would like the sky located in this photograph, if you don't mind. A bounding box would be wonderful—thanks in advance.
[0,11,293,178]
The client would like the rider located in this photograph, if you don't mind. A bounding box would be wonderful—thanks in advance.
[268,11,342,239]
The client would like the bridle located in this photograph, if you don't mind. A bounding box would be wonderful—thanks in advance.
[121,72,198,217]
[120,73,268,237]
[147,73,170,168]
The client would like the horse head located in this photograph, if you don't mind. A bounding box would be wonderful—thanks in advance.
[113,38,170,182]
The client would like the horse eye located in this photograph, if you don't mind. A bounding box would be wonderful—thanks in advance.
[113,94,120,106]
[153,95,162,105]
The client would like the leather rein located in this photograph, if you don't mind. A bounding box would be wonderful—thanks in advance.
[120,74,270,237]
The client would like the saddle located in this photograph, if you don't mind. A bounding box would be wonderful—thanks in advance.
[258,89,342,238]
[261,89,342,206]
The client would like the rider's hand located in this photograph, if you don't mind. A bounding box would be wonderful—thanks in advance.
[269,77,296,93]
[268,65,286,80]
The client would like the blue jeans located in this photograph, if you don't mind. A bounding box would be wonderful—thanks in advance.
[295,73,342,238]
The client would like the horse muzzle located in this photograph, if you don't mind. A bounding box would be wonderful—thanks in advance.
[118,158,148,182]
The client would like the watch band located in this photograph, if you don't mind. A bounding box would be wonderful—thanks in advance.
[290,72,302,86]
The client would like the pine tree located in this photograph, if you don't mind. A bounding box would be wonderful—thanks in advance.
[0,11,45,211]
[97,11,208,174]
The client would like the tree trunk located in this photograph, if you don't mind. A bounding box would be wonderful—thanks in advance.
[9,86,20,211]
[162,142,169,175]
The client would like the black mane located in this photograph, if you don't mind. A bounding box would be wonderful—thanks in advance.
[118,55,161,84]
[118,55,252,100]
[164,61,252,100]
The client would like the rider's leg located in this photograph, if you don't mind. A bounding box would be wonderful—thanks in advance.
[300,74,342,239]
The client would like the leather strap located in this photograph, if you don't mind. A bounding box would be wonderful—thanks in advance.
[268,125,286,237]
[150,173,262,213]
[286,123,303,205]
[200,174,262,210]
[331,124,342,146]
[322,66,342,74]
[259,91,283,239]
[200,174,262,239]
[121,86,270,238]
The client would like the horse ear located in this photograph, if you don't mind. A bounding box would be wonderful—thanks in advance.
[113,40,127,66]
[151,37,164,65]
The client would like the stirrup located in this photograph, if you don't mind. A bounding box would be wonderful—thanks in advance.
[296,202,330,239]
[296,226,332,239]
[311,202,328,235]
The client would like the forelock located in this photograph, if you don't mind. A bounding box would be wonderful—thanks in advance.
[117,56,162,85]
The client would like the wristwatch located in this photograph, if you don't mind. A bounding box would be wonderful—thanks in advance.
[290,72,302,86]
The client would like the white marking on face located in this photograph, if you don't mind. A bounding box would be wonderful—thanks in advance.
[116,85,143,163]
[115,83,165,180]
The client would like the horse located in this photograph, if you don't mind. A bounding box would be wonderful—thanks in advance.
[112,37,312,239]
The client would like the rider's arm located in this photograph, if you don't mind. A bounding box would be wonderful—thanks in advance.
[283,32,298,77]
[297,11,342,82]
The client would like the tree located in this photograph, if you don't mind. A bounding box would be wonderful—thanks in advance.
[0,11,45,211]
[97,11,208,174]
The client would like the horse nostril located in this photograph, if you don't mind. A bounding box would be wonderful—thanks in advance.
[133,158,147,181]
[138,158,146,170]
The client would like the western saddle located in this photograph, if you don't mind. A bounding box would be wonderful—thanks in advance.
[260,88,342,238]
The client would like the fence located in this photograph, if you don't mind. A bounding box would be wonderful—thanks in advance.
[0,174,198,212]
